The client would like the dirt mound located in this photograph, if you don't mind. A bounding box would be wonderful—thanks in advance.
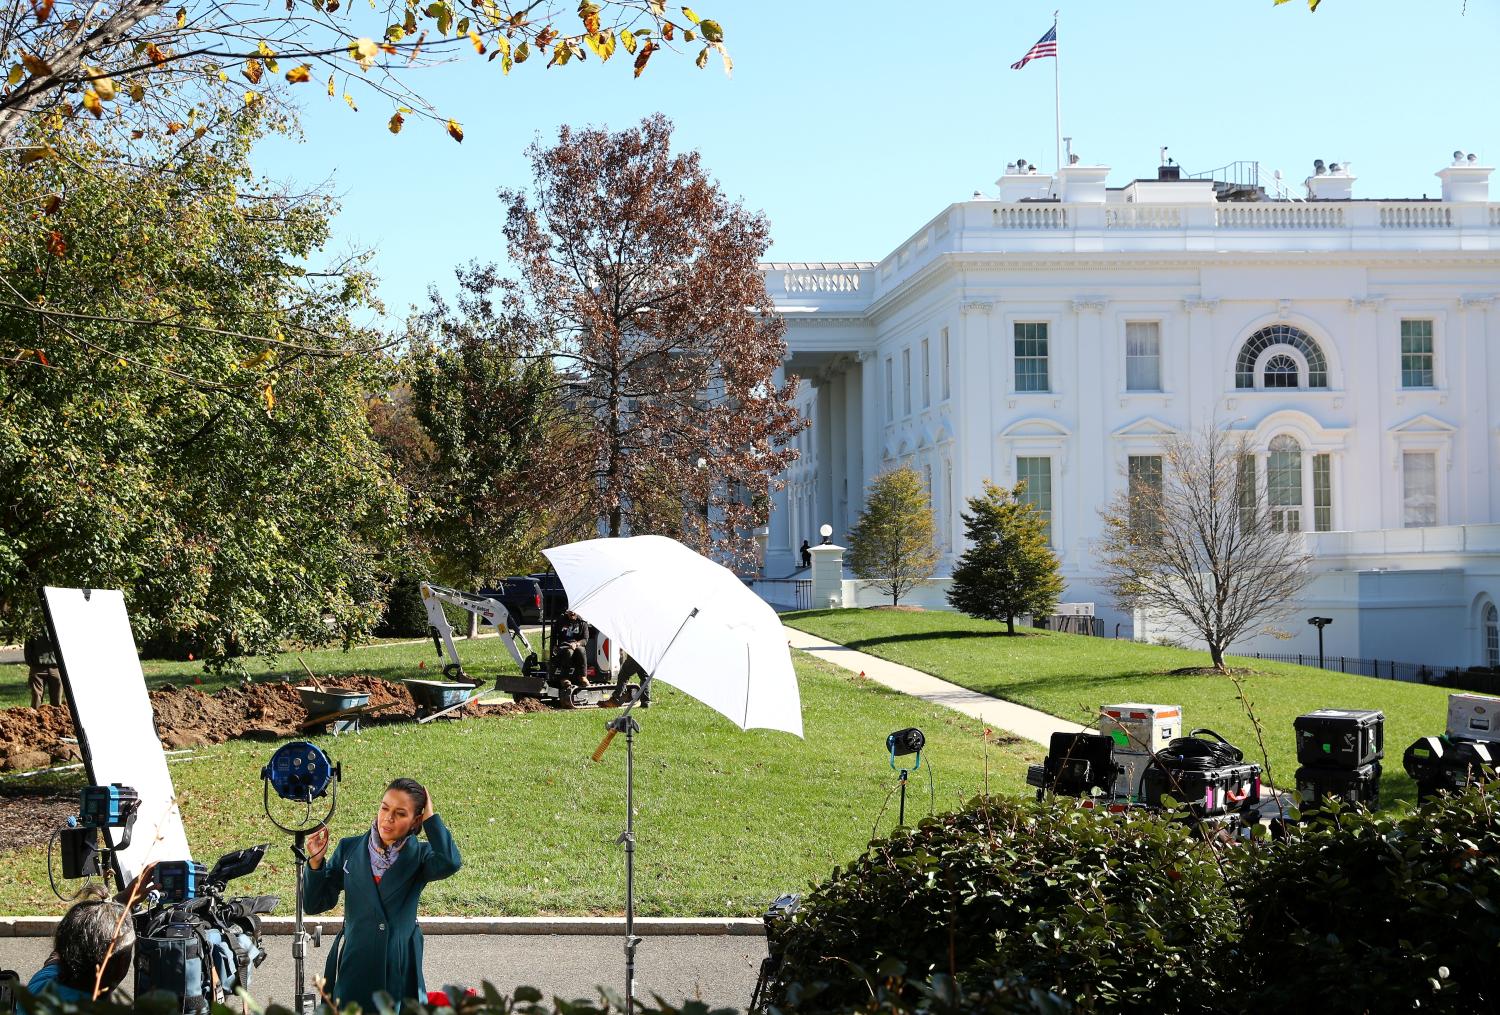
[0,676,539,770]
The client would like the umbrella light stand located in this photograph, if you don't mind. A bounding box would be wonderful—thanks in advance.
[590,608,698,1013]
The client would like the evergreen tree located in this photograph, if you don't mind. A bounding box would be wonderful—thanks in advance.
[947,481,1064,634]
[846,467,940,607]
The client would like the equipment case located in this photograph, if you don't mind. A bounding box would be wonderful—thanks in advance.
[1294,709,1385,768]
[1295,761,1381,809]
[1141,762,1261,819]
[1446,692,1500,744]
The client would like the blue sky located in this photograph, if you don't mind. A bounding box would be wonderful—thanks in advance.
[251,0,1500,322]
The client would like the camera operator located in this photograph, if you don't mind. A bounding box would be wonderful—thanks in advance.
[25,891,135,1007]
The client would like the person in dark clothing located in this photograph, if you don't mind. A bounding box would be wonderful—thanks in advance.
[26,891,134,1006]
[799,540,812,569]
[550,610,590,685]
[24,633,63,709]
[304,778,461,1012]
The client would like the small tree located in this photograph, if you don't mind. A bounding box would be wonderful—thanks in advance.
[947,481,1063,635]
[1097,424,1313,672]
[846,467,940,607]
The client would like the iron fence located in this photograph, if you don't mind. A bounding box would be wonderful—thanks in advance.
[750,578,812,611]
[1251,652,1440,684]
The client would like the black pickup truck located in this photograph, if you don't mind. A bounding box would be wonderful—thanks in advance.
[529,572,569,624]
[476,576,543,626]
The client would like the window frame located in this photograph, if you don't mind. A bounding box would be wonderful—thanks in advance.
[1124,320,1163,392]
[1013,321,1051,393]
[1400,318,1436,390]
[902,347,912,417]
[921,337,931,408]
[1401,449,1439,528]
[940,327,951,402]
[1015,455,1054,544]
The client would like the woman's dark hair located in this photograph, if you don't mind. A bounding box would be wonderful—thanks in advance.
[54,894,134,993]
[386,777,428,818]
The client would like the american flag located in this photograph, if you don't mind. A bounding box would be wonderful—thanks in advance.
[1009,24,1057,70]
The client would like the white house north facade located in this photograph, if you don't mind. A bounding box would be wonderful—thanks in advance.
[762,156,1500,671]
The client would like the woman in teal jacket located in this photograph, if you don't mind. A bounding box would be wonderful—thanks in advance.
[304,777,461,1010]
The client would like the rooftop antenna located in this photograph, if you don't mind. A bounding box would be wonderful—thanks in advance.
[1159,146,1169,166]
[1063,136,1073,163]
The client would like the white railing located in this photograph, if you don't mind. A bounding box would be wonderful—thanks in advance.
[1490,205,1500,227]
[1380,205,1453,228]
[993,206,1069,229]
[1216,204,1345,229]
[1104,205,1182,229]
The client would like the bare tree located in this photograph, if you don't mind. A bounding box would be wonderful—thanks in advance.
[1097,424,1312,672]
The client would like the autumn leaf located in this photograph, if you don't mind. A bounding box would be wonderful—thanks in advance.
[36,349,50,367]
[243,58,263,84]
[46,230,67,257]
[263,384,276,413]
[515,40,530,63]
[578,1,601,35]
[695,46,707,69]
[712,41,731,77]
[388,111,405,133]
[699,19,723,43]
[81,90,103,117]
[90,69,116,101]
[239,350,276,369]
[6,64,22,87]
[633,40,656,78]
[286,64,311,83]
[468,30,484,53]
[446,118,463,142]
[344,92,357,111]
[41,194,61,215]
[32,0,53,24]
[647,0,665,14]
[244,90,261,106]
[19,145,54,164]
[682,7,700,24]
[584,30,615,62]
[351,37,379,71]
[145,43,168,65]
[129,81,144,101]
[175,7,185,28]
[20,53,52,78]
[620,29,636,55]
[327,73,336,96]
[165,121,184,134]
[662,21,673,41]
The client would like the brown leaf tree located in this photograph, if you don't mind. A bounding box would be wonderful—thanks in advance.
[0,2,731,146]
[497,113,803,566]
[1097,423,1313,672]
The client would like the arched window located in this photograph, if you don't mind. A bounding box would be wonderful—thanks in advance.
[1235,324,1329,388]
[1267,435,1303,531]
[1487,602,1499,668]
[1263,354,1299,388]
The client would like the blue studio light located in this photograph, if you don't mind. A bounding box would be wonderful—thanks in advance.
[262,741,336,802]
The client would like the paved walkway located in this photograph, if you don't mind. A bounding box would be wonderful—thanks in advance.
[783,625,1086,745]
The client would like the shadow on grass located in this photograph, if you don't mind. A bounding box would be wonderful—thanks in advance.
[840,629,1021,650]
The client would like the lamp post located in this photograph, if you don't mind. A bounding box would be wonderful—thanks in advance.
[1307,616,1333,670]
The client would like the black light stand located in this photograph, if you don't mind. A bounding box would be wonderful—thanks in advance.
[1308,616,1333,670]
[590,608,698,1013]
[263,745,341,1015]
[886,728,925,828]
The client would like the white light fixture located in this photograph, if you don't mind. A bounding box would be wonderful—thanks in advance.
[819,523,832,543]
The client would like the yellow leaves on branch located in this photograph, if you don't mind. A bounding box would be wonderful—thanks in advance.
[633,40,656,78]
[239,350,275,370]
[20,52,52,78]
[577,1,601,35]
[45,230,67,257]
[242,58,263,84]
[446,118,463,142]
[286,64,311,83]
[351,37,380,71]
[262,383,276,413]
[388,111,404,133]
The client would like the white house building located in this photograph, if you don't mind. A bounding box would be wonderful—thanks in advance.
[763,154,1500,672]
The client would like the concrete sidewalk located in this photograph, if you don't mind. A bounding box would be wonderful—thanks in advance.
[784,625,1085,745]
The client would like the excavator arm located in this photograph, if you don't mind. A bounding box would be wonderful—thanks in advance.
[418,582,536,683]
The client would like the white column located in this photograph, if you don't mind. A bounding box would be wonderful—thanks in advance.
[765,365,793,571]
[809,542,846,609]
[815,379,834,538]
[859,351,879,501]
[1459,296,1494,523]
[828,369,848,543]
[957,301,995,555]
[1347,298,1384,531]
[1182,299,1218,433]
[844,359,864,536]
[1071,299,1107,570]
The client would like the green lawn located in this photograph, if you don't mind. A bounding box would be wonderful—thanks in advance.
[784,609,1456,807]
[0,650,1037,916]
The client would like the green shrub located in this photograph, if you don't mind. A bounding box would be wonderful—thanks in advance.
[767,796,1235,1013]
[375,577,430,638]
[1233,788,1500,1013]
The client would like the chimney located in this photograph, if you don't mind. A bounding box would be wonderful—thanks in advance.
[1157,164,1181,181]
[1305,159,1355,200]
[1054,162,1110,203]
[1438,151,1493,202]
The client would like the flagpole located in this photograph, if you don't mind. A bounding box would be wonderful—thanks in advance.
[1053,9,1062,173]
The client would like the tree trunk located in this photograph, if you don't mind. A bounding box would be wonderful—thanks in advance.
[1209,642,1227,673]
[1007,613,1015,636]
[466,611,480,639]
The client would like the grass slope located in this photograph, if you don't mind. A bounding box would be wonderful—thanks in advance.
[784,608,1457,806]
[0,651,1037,916]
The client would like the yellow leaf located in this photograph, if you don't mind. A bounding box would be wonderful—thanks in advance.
[286,64,311,83]
[81,90,102,117]
[699,18,723,43]
[165,121,183,134]
[19,145,54,164]
[263,384,275,413]
[243,58,263,84]
[7,64,22,86]
[258,40,276,58]
[620,29,636,55]
[176,7,185,28]
[239,350,275,369]
[695,46,707,69]
[446,118,463,142]
[91,70,115,101]
[20,52,52,77]
[244,90,260,105]
[515,40,530,63]
[682,6,700,24]
[633,40,655,77]
[327,73,336,97]
[128,81,144,101]
[217,69,227,82]
[344,92,358,110]
[388,111,404,133]
[351,37,379,71]
[468,30,484,53]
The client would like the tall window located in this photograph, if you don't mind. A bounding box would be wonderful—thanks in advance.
[1402,451,1437,527]
[1125,322,1162,391]
[1014,322,1050,392]
[941,328,951,401]
[902,348,912,416]
[884,357,893,422]
[1016,456,1052,543]
[1266,435,1303,531]
[921,338,931,407]
[1128,455,1163,534]
[1237,454,1258,530]
[1313,453,1333,532]
[1487,602,1499,668]
[1401,319,1435,388]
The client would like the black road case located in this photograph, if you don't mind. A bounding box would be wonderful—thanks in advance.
[1294,709,1385,769]
[1295,761,1381,809]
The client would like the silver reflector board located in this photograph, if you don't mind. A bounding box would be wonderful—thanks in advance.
[41,587,191,884]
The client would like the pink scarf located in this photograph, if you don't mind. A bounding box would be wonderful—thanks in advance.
[367,820,408,882]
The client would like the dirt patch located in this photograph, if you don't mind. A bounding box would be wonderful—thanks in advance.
[0,676,548,769]
[1165,666,1255,677]
[867,605,927,612]
[0,786,76,852]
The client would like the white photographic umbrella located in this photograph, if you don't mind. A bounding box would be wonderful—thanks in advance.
[540,534,803,1009]
[542,534,802,736]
